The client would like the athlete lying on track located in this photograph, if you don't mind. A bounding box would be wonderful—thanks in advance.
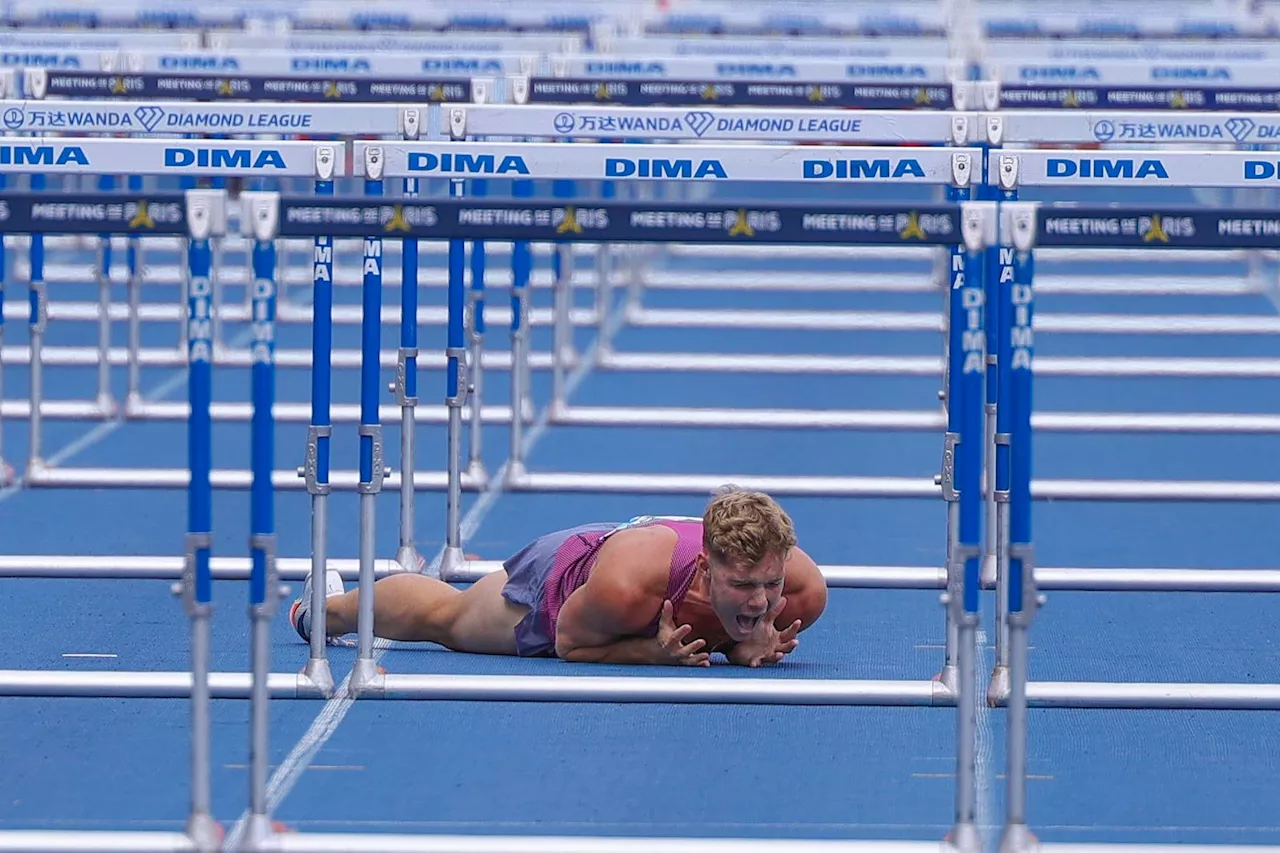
[290,488,828,666]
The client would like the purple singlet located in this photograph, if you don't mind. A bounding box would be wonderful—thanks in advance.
[500,516,706,657]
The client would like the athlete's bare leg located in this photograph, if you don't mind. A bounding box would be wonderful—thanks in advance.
[324,571,527,655]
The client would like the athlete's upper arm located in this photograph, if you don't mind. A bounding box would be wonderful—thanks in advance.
[782,546,828,630]
[554,529,669,652]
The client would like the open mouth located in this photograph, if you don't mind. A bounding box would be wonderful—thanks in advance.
[736,614,761,633]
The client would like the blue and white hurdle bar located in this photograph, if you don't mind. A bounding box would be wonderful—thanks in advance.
[0,135,985,853]
[0,142,1273,853]
[0,136,1265,853]
[3,111,1280,654]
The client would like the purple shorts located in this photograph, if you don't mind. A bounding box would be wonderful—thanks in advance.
[500,523,617,657]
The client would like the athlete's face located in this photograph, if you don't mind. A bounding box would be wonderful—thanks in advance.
[702,551,787,641]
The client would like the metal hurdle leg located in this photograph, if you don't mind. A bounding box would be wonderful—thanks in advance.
[987,117,1017,699]
[0,228,10,486]
[353,147,388,689]
[241,191,289,851]
[396,188,424,571]
[124,226,145,415]
[395,108,426,571]
[504,177,534,487]
[592,168,617,357]
[943,196,990,853]
[465,209,488,486]
[987,232,1012,703]
[440,175,470,579]
[176,189,223,853]
[94,179,117,418]
[998,201,1042,853]
[302,148,337,692]
[936,155,975,693]
[25,200,47,479]
[551,241,572,413]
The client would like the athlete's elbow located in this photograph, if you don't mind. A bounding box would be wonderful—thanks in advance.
[790,582,827,631]
[786,551,828,630]
[554,633,581,660]
[553,622,590,661]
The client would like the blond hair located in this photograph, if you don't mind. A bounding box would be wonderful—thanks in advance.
[702,485,796,567]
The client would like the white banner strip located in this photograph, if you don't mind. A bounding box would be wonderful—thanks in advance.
[0,139,345,176]
[1000,149,1280,188]
[123,49,537,79]
[994,59,1280,87]
[551,55,956,84]
[990,38,1280,62]
[0,47,117,72]
[354,141,972,183]
[0,30,195,50]
[993,110,1280,145]
[450,104,965,144]
[605,36,948,60]
[0,99,417,136]
[215,32,581,55]
[7,0,608,30]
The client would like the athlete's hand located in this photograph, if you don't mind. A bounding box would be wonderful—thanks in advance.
[654,600,711,667]
[727,596,802,667]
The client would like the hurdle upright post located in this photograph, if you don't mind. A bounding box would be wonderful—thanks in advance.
[937,150,975,694]
[24,176,47,480]
[984,111,1017,702]
[303,145,337,694]
[394,107,425,571]
[463,80,492,490]
[176,187,226,853]
[242,189,287,851]
[945,196,993,853]
[354,146,388,685]
[93,174,117,418]
[441,171,470,577]
[505,175,535,486]
[0,218,9,486]
[998,198,1044,853]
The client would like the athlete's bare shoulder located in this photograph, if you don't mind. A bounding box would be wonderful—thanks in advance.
[593,524,678,595]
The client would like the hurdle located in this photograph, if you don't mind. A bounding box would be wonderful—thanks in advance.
[0,136,991,853]
[979,147,1280,850]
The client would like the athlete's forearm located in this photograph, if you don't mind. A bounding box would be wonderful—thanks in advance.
[556,636,663,665]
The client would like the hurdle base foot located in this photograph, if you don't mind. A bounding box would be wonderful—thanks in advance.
[185,811,220,853]
[465,459,490,491]
[348,658,385,698]
[504,460,530,489]
[394,544,425,575]
[239,814,277,853]
[987,665,1011,708]
[933,664,959,695]
[299,658,335,699]
[997,822,1039,853]
[95,392,118,420]
[943,822,983,853]
[439,546,467,582]
[24,456,48,483]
